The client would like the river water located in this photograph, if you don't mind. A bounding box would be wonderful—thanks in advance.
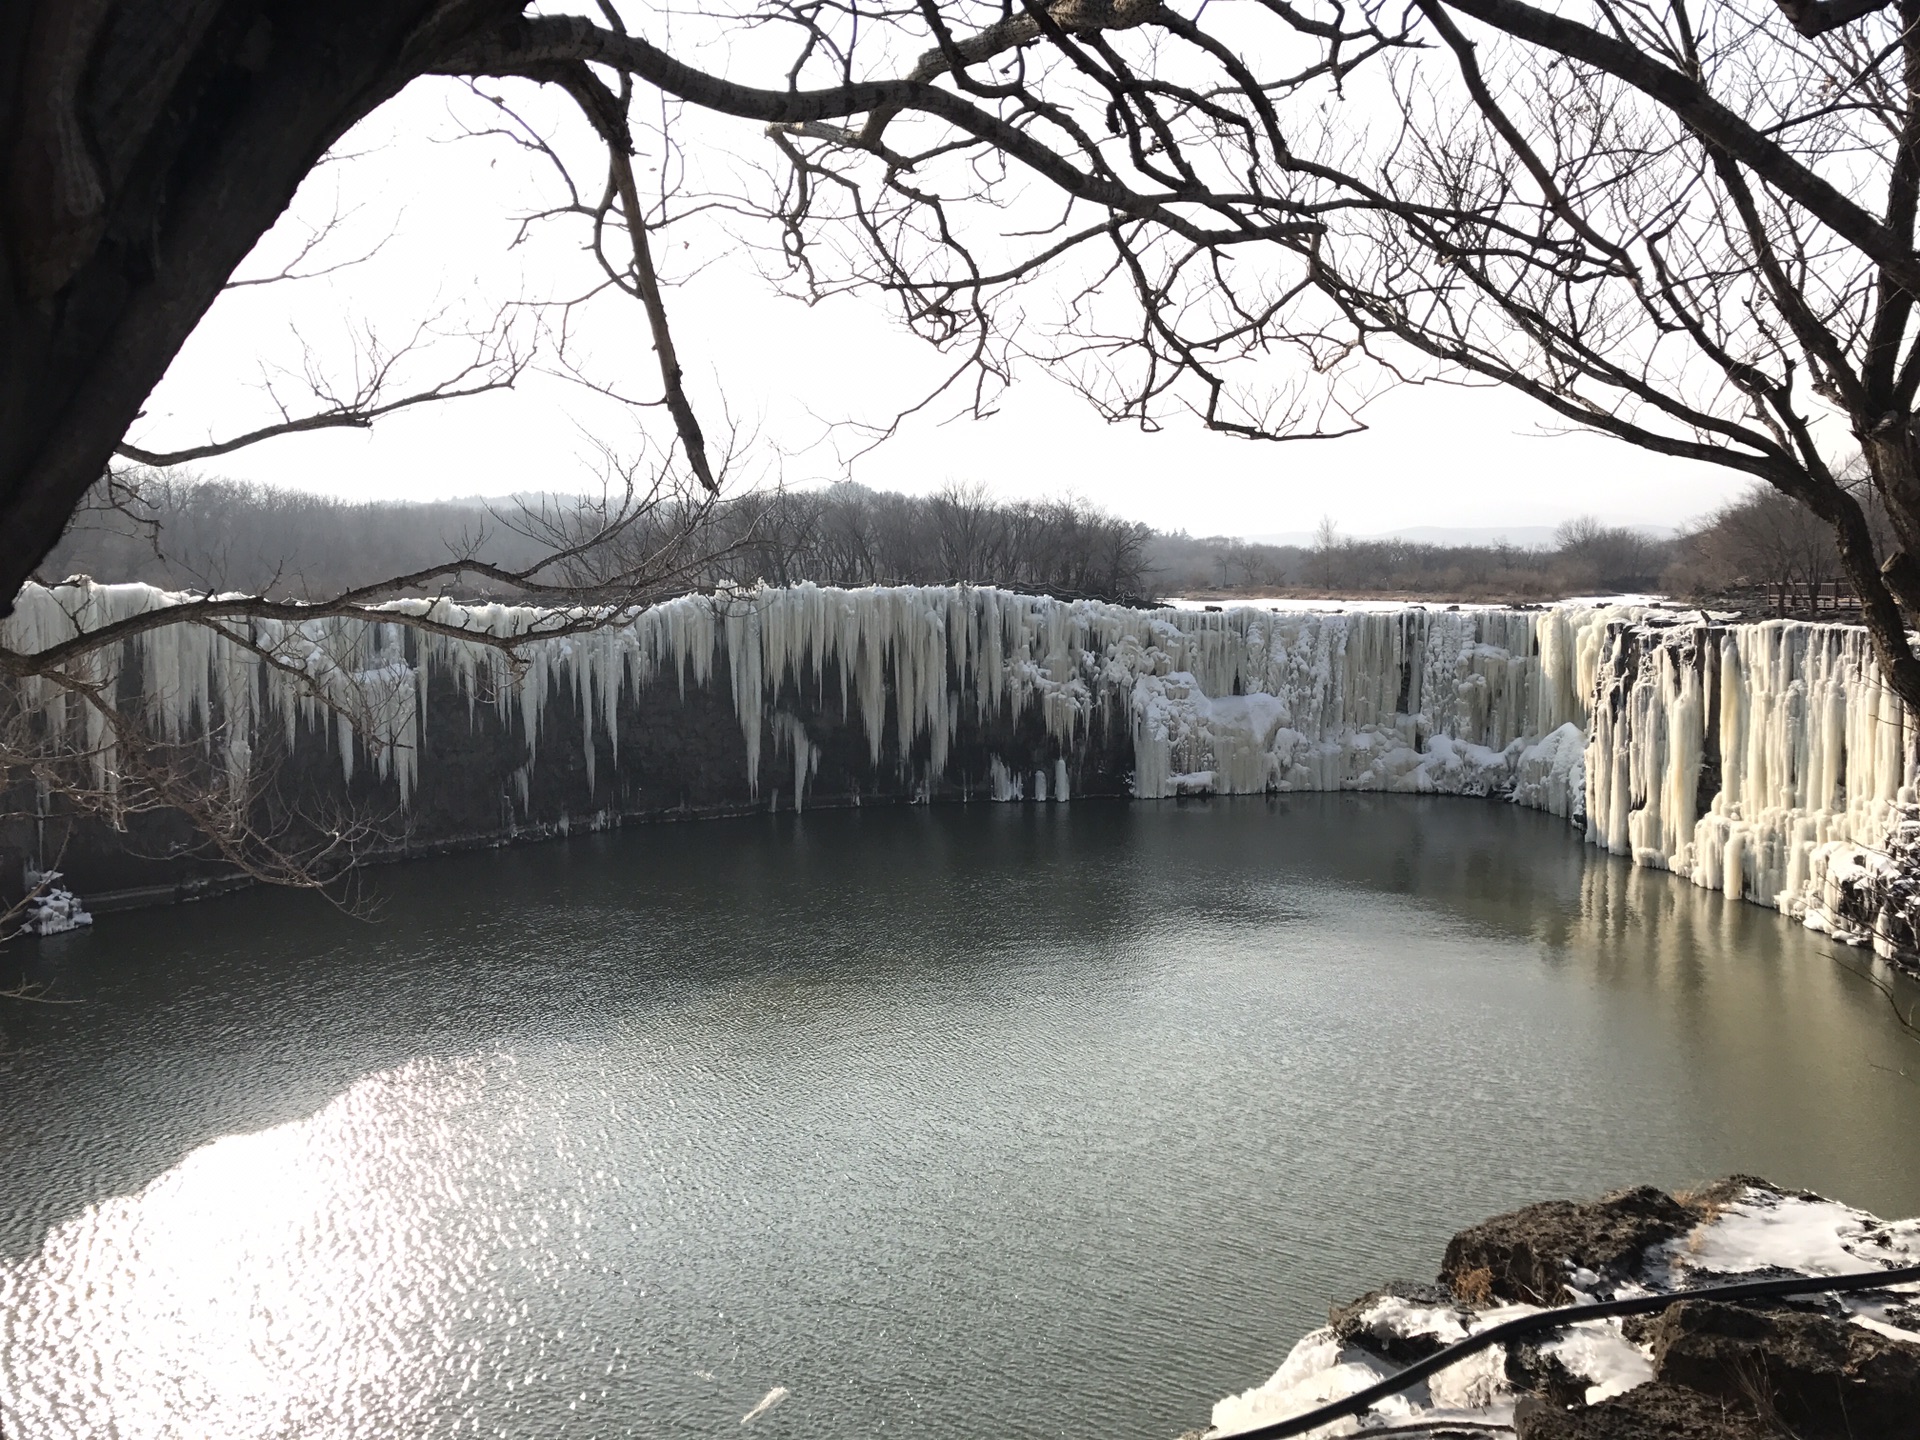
[3,796,1918,1440]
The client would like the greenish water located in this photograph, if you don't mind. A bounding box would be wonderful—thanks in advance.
[2,796,1917,1440]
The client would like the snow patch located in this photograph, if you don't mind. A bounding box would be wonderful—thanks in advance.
[1670,1191,1920,1280]
[1210,1330,1404,1438]
[17,870,92,936]
[1540,1322,1656,1404]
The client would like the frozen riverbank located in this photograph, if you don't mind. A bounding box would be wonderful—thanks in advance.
[1203,1180,1920,1439]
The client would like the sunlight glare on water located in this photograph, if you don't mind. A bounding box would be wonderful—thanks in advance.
[0,1057,617,1438]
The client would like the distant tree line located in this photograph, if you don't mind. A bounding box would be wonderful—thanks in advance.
[707,483,1153,601]
[37,474,1157,605]
[1149,517,1672,601]
[1662,475,1895,619]
[37,475,555,600]
[34,471,1880,619]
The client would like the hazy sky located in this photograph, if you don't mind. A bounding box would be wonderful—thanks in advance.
[131,74,1766,540]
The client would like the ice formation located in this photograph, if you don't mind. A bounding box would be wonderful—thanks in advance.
[1588,619,1914,918]
[0,581,1622,807]
[17,869,92,935]
[4,580,1915,926]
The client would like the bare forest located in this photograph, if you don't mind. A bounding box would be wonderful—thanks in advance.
[40,471,1867,618]
[39,473,1157,605]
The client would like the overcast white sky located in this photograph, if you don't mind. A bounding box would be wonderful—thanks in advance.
[130,74,1763,541]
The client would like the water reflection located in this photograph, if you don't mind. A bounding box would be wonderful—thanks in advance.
[1,797,1916,1439]
[1,1056,609,1438]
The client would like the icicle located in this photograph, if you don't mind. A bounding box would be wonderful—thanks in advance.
[1583,616,1914,915]
[5,580,1911,927]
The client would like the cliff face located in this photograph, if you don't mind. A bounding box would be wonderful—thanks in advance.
[4,583,1916,961]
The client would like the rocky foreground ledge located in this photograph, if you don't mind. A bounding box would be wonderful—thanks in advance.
[1198,1180,1920,1439]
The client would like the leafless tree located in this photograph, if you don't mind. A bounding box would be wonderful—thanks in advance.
[1553,518,1662,593]
[113,310,535,471]
[1674,483,1844,612]
[1312,518,1347,591]
[57,465,1738,603]
[551,0,1920,702]
[0,670,389,899]
[3,0,783,913]
[703,481,1153,594]
[14,0,1920,708]
[927,481,1003,581]
[0,445,765,928]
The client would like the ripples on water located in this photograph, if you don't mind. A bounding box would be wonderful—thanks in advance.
[2,796,1918,1439]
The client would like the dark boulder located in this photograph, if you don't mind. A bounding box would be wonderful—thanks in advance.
[1512,1383,1769,1439]
[1505,1340,1607,1410]
[1648,1298,1920,1440]
[1440,1185,1697,1305]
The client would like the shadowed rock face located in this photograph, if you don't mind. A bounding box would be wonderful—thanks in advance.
[1512,1383,1770,1440]
[1439,1184,1699,1305]
[2,648,1138,905]
[1648,1299,1920,1440]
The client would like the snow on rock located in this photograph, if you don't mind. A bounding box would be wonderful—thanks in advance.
[1203,1182,1919,1439]
[1209,1329,1425,1438]
[17,870,92,936]
[1664,1188,1920,1283]
[1209,1304,1531,1438]
[1537,1321,1655,1405]
[1802,802,1920,965]
[1421,1326,1514,1411]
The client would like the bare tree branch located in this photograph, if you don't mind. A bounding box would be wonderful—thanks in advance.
[113,315,530,467]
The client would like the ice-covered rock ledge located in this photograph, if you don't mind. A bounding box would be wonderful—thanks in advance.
[1587,616,1920,972]
[1200,1181,1920,1440]
[6,583,1920,938]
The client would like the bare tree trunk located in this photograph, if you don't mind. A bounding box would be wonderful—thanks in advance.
[0,0,517,612]
[1861,436,1920,604]
[1829,488,1920,699]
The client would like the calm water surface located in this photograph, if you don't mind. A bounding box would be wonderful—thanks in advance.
[3,796,1919,1440]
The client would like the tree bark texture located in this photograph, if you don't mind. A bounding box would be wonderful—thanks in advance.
[0,0,520,613]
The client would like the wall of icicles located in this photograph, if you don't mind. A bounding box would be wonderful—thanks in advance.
[2,580,1912,931]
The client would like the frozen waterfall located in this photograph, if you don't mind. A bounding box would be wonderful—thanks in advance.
[4,580,1913,929]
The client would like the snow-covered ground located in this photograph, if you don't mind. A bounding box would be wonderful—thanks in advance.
[1208,1184,1920,1438]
